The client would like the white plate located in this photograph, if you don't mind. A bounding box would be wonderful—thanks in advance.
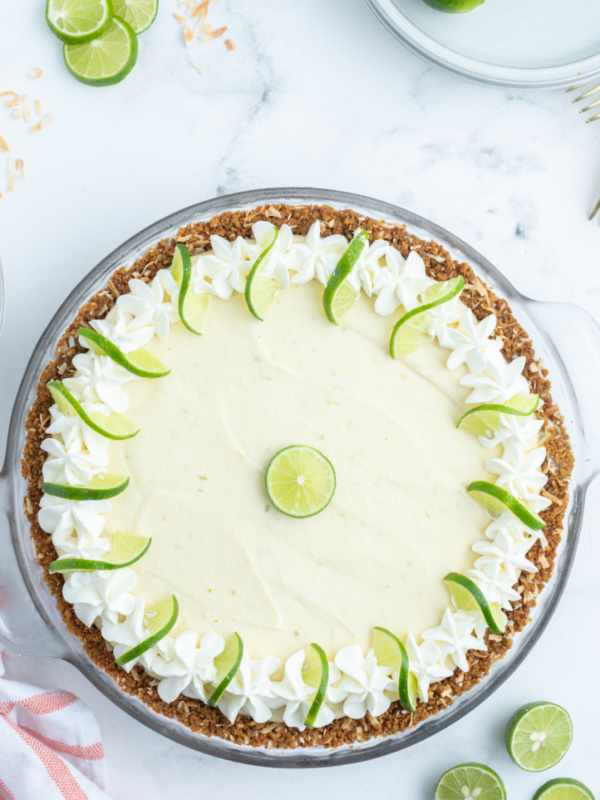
[366,0,600,88]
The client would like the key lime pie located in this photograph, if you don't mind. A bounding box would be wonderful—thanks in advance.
[23,204,573,748]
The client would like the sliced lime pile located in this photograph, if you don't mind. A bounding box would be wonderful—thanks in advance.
[533,779,595,800]
[50,531,151,573]
[171,243,210,335]
[46,0,113,44]
[457,393,539,438]
[505,702,573,772]
[115,595,179,667]
[64,17,138,86]
[265,445,336,518]
[435,763,506,800]
[78,327,170,378]
[245,226,280,321]
[207,633,244,707]
[444,572,506,634]
[43,473,130,501]
[389,276,464,359]
[113,0,158,34]
[302,643,329,728]
[372,626,417,712]
[322,230,369,325]
[467,480,546,531]
[47,380,139,440]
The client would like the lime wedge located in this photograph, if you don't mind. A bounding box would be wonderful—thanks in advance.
[47,380,139,440]
[390,276,464,358]
[435,763,506,800]
[245,226,280,321]
[457,394,540,438]
[46,0,113,44]
[50,531,151,573]
[78,327,170,378]
[115,595,179,667]
[113,0,157,33]
[372,626,418,712]
[265,445,336,519]
[467,480,546,531]
[43,473,129,501]
[506,702,573,772]
[322,230,369,325]
[64,17,138,87]
[171,243,209,335]
[303,643,329,728]
[444,572,506,634]
[533,779,595,800]
[207,633,244,707]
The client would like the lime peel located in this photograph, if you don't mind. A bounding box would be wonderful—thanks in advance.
[457,393,540,438]
[115,595,179,667]
[43,473,130,501]
[322,230,369,325]
[171,243,209,334]
[303,643,329,728]
[78,327,170,378]
[372,626,417,711]
[245,226,280,321]
[467,480,546,531]
[50,532,151,573]
[208,633,244,707]
[444,572,506,634]
[47,380,139,440]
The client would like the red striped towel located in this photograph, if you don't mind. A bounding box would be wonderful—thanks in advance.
[0,651,113,799]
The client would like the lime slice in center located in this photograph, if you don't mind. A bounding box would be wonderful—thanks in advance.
[302,643,329,728]
[265,445,336,518]
[467,480,546,531]
[50,531,151,573]
[372,626,418,711]
[505,702,573,772]
[435,763,506,800]
[46,0,113,44]
[63,17,138,87]
[115,595,179,667]
[322,230,369,325]
[207,633,244,707]
[171,243,210,335]
[444,572,506,634]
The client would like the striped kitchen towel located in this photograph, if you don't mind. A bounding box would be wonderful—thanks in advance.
[0,651,113,799]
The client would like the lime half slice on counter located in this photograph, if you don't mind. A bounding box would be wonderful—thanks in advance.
[467,480,546,531]
[64,16,138,87]
[47,380,139,440]
[43,473,129,501]
[372,626,418,711]
[50,531,151,573]
[265,445,336,518]
[46,0,113,44]
[444,572,506,634]
[245,226,280,321]
[115,595,179,667]
[171,243,210,334]
[322,230,369,325]
[457,393,539,438]
[505,702,573,772]
[533,779,595,800]
[302,643,329,728]
[435,763,506,800]
[113,0,158,33]
[208,633,244,707]
[78,327,170,378]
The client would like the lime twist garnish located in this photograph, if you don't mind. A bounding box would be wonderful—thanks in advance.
[50,531,151,573]
[533,779,595,800]
[47,380,139,440]
[322,230,369,325]
[112,0,158,34]
[467,480,546,531]
[63,16,138,87]
[43,473,130,501]
[46,0,113,44]
[457,393,540,439]
[207,633,244,707]
[115,595,179,667]
[389,276,464,359]
[505,702,573,773]
[78,326,170,378]
[302,643,329,728]
[372,626,418,712]
[245,226,280,321]
[265,445,336,519]
[171,243,210,335]
[435,763,506,800]
[444,572,506,634]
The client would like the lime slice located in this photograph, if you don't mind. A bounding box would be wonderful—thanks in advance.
[265,445,336,519]
[467,480,546,531]
[64,17,138,87]
[457,394,540,438]
[171,243,209,335]
[505,702,573,772]
[390,276,464,359]
[245,226,280,321]
[435,763,506,800]
[322,230,369,325]
[78,327,170,378]
[50,531,151,573]
[47,380,139,440]
[43,473,129,501]
[207,633,244,707]
[112,0,157,34]
[533,779,595,800]
[302,643,329,728]
[372,626,418,711]
[46,0,113,44]
[444,572,506,634]
[115,595,179,667]
[422,0,485,12]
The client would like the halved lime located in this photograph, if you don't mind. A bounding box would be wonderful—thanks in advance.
[372,626,418,711]
[457,394,540,438]
[171,243,209,335]
[207,633,244,707]
[46,0,113,44]
[112,0,157,34]
[389,276,464,358]
[43,473,130,501]
[245,226,280,321]
[265,445,336,518]
[78,327,170,378]
[322,230,369,325]
[50,531,151,573]
[533,779,595,800]
[435,763,506,800]
[115,595,179,667]
[506,702,573,772]
[64,17,138,87]
[444,572,506,634]
[47,380,139,440]
[303,643,329,728]
[467,480,546,531]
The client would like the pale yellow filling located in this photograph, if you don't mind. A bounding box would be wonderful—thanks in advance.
[105,282,498,663]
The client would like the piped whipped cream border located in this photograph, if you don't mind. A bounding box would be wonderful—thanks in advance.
[38,221,551,730]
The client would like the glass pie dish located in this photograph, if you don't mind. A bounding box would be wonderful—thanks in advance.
[1,188,599,767]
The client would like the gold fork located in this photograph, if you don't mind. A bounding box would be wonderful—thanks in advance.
[567,79,600,219]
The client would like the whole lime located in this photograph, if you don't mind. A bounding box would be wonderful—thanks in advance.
[422,0,485,12]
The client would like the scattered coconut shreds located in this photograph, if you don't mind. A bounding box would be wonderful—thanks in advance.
[224,38,235,51]
[173,12,195,43]
[6,94,26,108]
[0,91,17,101]
[29,67,43,79]
[32,113,54,133]
[187,53,205,75]
[201,25,226,42]
[191,0,210,20]
[34,99,43,116]
[0,136,9,153]
[7,156,25,192]
[13,108,22,120]
[24,104,32,124]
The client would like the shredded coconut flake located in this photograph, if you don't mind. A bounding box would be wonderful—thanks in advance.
[29,67,43,79]
[34,99,43,116]
[32,113,54,133]
[224,38,235,51]
[173,12,195,42]
[201,25,226,42]
[0,135,8,153]
[7,155,25,192]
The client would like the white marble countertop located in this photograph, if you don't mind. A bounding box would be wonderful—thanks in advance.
[1,1,599,796]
